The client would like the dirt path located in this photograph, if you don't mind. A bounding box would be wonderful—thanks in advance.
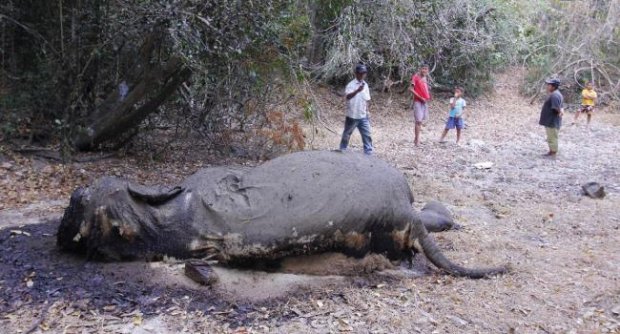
[1,71,619,333]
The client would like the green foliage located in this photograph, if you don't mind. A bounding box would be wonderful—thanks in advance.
[316,0,532,96]
[521,0,620,103]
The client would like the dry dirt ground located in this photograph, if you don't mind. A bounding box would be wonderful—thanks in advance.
[1,71,619,333]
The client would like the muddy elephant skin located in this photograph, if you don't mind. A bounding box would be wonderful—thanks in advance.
[57,150,508,278]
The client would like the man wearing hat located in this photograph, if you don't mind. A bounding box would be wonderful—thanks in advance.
[539,78,564,157]
[339,64,373,155]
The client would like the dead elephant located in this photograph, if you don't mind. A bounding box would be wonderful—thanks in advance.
[57,150,508,278]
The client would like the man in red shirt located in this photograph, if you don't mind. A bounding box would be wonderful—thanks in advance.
[410,64,431,146]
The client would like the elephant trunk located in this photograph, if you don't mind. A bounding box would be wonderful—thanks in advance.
[411,213,510,279]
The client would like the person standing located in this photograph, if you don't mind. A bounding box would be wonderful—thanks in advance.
[539,78,564,157]
[439,86,467,144]
[410,64,431,146]
[572,80,597,128]
[339,64,373,155]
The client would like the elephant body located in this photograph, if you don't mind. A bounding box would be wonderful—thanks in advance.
[58,150,506,278]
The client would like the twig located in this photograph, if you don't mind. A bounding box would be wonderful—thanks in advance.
[12,147,117,162]
[73,153,117,163]
[595,66,620,100]
[0,14,60,56]
[590,59,595,86]
[573,66,590,86]
[307,87,338,135]
[24,304,51,334]
[529,58,591,104]
[296,70,338,135]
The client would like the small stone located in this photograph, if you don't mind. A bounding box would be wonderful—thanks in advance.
[185,261,218,285]
[482,191,496,201]
[582,182,605,199]
[446,315,468,326]
[473,161,494,169]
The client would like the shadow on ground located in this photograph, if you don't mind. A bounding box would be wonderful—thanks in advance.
[1,218,414,331]
[0,219,305,328]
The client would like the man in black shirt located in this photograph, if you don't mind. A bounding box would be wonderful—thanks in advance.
[539,79,564,157]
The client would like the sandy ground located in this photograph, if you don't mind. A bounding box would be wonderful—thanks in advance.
[1,71,619,333]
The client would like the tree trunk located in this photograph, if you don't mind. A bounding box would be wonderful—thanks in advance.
[72,56,191,151]
[71,27,191,151]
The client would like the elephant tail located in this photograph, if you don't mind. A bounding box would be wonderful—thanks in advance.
[411,213,510,279]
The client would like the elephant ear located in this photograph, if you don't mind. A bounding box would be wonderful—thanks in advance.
[421,200,452,218]
[127,184,184,205]
[420,201,461,232]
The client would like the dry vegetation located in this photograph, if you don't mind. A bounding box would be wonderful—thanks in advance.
[1,70,619,333]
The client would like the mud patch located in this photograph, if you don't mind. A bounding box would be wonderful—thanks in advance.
[0,203,389,307]
[98,252,418,302]
[212,267,346,302]
[98,260,349,303]
[280,252,394,276]
[0,200,65,228]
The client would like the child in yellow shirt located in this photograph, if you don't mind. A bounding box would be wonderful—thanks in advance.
[573,81,597,127]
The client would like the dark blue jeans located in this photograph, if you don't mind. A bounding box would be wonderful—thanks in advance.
[339,117,373,154]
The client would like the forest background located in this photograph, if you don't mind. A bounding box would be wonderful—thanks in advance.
[1,0,619,158]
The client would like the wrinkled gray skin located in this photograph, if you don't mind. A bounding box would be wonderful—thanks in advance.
[420,200,460,232]
[58,150,508,278]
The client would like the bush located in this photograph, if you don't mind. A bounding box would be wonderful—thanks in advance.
[521,0,620,104]
[315,0,530,96]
